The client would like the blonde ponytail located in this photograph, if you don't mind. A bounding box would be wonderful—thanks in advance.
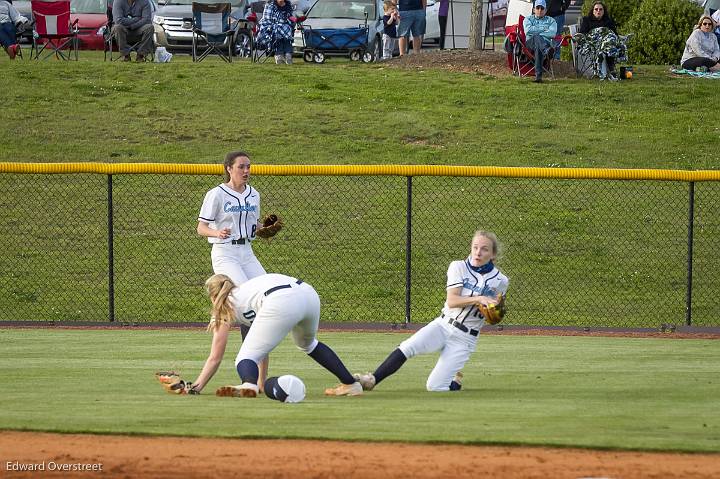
[205,274,236,331]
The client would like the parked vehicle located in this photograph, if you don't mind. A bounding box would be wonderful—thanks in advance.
[487,0,508,36]
[15,0,109,49]
[704,0,720,12]
[424,0,440,44]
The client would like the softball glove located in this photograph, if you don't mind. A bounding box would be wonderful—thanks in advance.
[256,214,284,239]
[155,371,199,395]
[479,294,506,326]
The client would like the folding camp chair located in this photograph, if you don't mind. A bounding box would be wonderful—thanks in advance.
[567,23,595,78]
[104,28,155,61]
[191,2,236,62]
[30,0,79,61]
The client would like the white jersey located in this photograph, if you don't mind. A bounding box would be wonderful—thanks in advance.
[441,258,509,330]
[198,184,260,244]
[230,273,302,327]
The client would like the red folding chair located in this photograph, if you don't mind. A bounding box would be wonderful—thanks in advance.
[30,0,79,61]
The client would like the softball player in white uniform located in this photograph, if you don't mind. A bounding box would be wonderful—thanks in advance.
[190,273,363,398]
[356,230,509,392]
[197,151,266,287]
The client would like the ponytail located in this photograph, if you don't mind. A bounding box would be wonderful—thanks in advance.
[205,274,236,331]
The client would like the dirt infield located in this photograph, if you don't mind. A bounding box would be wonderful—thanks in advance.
[2,431,719,479]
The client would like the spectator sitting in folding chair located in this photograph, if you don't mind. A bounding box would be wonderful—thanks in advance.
[0,0,28,59]
[111,0,154,62]
[523,0,557,83]
[576,1,628,81]
[257,0,296,64]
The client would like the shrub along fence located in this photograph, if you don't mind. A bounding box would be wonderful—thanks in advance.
[1,163,719,328]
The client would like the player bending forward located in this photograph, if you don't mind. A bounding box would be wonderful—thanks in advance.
[355,230,509,392]
[189,273,363,397]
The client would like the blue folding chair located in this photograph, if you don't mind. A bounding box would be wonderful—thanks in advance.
[191,2,236,63]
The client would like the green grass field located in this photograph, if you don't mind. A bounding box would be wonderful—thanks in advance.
[1,328,718,452]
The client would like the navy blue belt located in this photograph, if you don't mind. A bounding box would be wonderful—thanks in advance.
[442,314,479,337]
[264,279,303,296]
[231,238,246,245]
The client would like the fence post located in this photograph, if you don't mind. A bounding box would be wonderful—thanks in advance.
[685,181,695,326]
[107,174,115,322]
[405,176,412,326]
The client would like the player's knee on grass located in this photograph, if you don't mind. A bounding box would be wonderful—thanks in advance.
[426,382,451,392]
[426,375,458,392]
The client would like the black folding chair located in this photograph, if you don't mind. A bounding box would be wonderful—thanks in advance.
[191,2,236,62]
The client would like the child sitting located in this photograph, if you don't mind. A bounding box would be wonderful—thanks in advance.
[382,0,399,61]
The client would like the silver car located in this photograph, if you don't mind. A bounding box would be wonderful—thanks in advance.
[704,0,720,12]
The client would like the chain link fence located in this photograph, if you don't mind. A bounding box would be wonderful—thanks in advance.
[1,166,719,328]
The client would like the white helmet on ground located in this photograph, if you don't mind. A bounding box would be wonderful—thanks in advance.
[265,375,306,403]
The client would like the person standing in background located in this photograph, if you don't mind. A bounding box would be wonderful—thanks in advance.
[382,0,400,60]
[397,0,426,55]
[546,0,570,59]
[438,0,448,49]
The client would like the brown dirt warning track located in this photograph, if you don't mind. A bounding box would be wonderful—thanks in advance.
[2,431,719,479]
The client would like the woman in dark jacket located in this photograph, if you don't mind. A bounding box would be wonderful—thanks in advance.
[579,1,616,34]
[576,1,627,80]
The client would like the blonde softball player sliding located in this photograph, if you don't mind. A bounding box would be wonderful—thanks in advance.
[355,230,509,392]
[197,151,269,287]
[189,273,363,398]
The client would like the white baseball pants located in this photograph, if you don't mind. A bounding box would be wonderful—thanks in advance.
[211,242,266,286]
[235,282,321,365]
[399,317,478,391]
